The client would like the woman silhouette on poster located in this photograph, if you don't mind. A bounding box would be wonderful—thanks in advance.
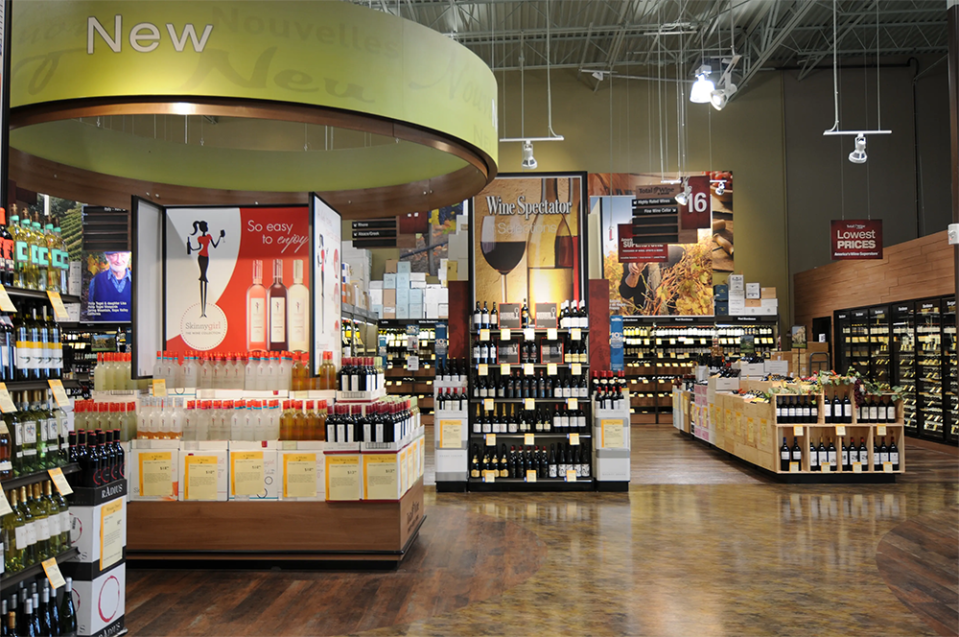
[186,221,225,317]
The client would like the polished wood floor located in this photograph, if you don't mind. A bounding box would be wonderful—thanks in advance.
[127,426,959,637]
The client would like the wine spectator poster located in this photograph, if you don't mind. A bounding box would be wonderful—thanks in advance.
[163,206,311,355]
[830,220,883,260]
[470,173,586,312]
[591,172,730,317]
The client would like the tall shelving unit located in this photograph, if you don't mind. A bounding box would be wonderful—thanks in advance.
[378,319,444,426]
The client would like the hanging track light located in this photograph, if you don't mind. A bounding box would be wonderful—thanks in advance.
[521,140,537,170]
[847,134,867,164]
[674,180,692,205]
[689,65,714,103]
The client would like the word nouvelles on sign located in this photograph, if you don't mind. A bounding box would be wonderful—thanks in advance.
[88,16,213,53]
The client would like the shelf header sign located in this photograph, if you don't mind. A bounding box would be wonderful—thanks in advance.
[830,220,883,260]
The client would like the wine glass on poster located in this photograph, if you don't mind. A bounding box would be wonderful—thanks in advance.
[480,215,526,304]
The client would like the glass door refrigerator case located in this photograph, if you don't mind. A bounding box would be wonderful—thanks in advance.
[891,302,918,436]
[916,299,944,440]
[869,306,891,384]
[836,309,870,375]
[944,298,957,444]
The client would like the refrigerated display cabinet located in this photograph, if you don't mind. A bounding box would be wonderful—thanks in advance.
[891,302,918,436]
[944,299,957,444]
[916,299,944,441]
[835,309,870,375]
[869,306,891,384]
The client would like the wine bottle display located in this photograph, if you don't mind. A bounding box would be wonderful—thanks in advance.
[246,260,267,350]
[268,259,288,351]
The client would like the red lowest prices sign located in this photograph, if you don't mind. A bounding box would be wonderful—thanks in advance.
[831,220,883,260]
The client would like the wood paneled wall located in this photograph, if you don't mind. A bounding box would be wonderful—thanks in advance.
[793,231,957,332]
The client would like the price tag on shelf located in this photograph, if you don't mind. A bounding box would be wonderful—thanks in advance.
[500,363,510,375]
[482,470,496,483]
[568,398,578,410]
[48,468,73,495]
[793,425,803,437]
[789,462,799,473]
[524,363,534,376]
[547,328,558,341]
[572,363,582,376]
[571,328,582,341]
[48,380,71,408]
[41,558,66,590]
[547,363,558,376]
[47,291,69,320]
[483,398,494,412]
[852,462,862,474]
[152,378,167,397]
[524,328,535,341]
[883,462,893,473]
[836,425,846,437]
[0,384,16,413]
[479,329,490,342]
[478,364,488,376]
[821,463,830,473]
[877,425,887,436]
[524,398,535,410]
[0,490,12,517]
[569,433,580,445]
[565,469,577,482]
[526,470,538,483]
[501,329,511,341]
[485,433,496,447]
[524,433,535,446]
[0,286,15,313]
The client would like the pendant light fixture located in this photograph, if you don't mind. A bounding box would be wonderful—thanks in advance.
[847,135,867,164]
[689,65,714,103]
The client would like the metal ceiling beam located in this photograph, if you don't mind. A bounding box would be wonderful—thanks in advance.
[796,0,879,80]
[735,0,819,92]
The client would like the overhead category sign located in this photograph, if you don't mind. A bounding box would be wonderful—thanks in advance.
[831,220,883,260]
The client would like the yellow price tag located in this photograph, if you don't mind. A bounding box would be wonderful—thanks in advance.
[565,469,577,482]
[500,363,510,375]
[571,328,582,341]
[0,286,16,313]
[877,425,887,436]
[547,363,558,376]
[568,398,578,410]
[524,433,535,445]
[789,461,799,473]
[821,463,830,473]
[524,398,535,410]
[836,426,846,436]
[152,378,167,397]
[569,433,580,445]
[483,398,494,412]
[483,470,496,483]
[0,383,17,414]
[501,329,511,340]
[479,329,490,342]
[524,328,534,341]
[0,490,12,517]
[883,462,893,473]
[525,470,537,483]
[524,363,534,375]
[48,468,73,495]
[852,462,862,473]
[478,364,488,376]
[47,291,69,320]
[547,328,558,340]
[571,363,582,376]
[485,433,496,447]
[793,425,803,437]
[48,380,70,408]
[41,558,66,590]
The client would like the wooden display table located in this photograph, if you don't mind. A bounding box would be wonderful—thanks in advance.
[127,478,425,566]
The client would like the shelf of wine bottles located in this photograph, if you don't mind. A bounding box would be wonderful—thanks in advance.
[1,548,80,592]
[1,464,79,493]
[1,568,80,637]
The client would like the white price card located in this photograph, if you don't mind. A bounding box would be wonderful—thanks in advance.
[47,291,69,320]
[877,425,887,436]
[0,286,16,313]
[547,363,558,376]
[48,380,70,408]
[852,462,862,473]
[0,384,16,414]
[483,398,494,412]
[568,398,578,410]
[569,433,580,445]
[152,378,167,397]
[565,469,577,482]
[485,433,496,447]
[479,329,490,342]
[821,463,830,473]
[524,433,535,446]
[524,398,535,410]
[836,426,846,436]
[524,328,535,341]
[483,470,496,483]
[500,363,511,375]
[501,329,511,340]
[547,328,558,341]
[48,468,73,495]
[525,470,537,483]
[571,328,582,341]
[883,462,893,473]
[478,364,488,376]
[789,462,799,473]
[524,363,534,375]
[793,425,803,437]
[0,490,13,517]
[407,355,419,371]
[571,363,582,376]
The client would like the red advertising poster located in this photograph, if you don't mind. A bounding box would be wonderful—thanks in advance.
[680,175,712,230]
[831,220,883,260]
[164,206,311,354]
[617,225,669,263]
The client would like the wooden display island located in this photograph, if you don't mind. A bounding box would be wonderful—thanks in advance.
[676,379,905,483]
[127,478,425,568]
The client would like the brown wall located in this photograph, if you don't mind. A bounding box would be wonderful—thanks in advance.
[793,230,957,334]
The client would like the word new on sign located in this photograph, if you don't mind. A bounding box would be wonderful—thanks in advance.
[831,220,883,260]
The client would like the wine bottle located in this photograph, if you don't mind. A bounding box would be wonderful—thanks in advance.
[889,437,899,470]
[809,439,819,470]
[827,438,837,469]
[490,302,498,328]
[859,437,869,471]
[879,437,889,466]
[473,302,482,328]
[780,437,790,471]
[246,260,268,351]
[842,395,852,424]
[791,437,802,468]
[287,260,310,352]
[823,392,834,423]
[267,259,288,351]
[58,577,77,637]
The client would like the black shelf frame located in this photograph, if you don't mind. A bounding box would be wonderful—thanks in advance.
[467,478,595,492]
[5,288,82,304]
[470,432,591,440]
[0,548,79,591]
[0,379,81,392]
[1,464,80,492]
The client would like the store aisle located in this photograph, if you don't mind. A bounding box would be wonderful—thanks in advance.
[125,428,959,637]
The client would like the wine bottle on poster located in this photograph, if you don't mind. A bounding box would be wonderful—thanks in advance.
[268,259,288,351]
[247,260,267,351]
[288,259,310,352]
[526,178,573,312]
